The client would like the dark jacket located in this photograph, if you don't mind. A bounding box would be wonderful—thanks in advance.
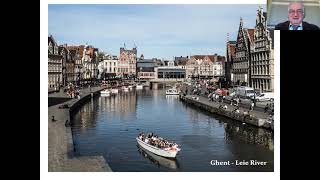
[275,21,320,30]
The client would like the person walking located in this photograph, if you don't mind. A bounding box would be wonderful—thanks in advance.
[250,101,255,111]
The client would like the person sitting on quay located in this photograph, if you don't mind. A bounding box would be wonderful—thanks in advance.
[233,106,240,114]
[223,105,228,110]
[269,114,274,122]
[215,94,219,102]
[208,93,213,101]
[243,110,250,115]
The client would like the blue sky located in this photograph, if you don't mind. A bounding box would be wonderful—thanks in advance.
[48,4,266,59]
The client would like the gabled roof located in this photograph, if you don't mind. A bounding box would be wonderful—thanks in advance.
[48,35,57,45]
[175,60,187,66]
[66,46,80,51]
[191,55,215,62]
[247,29,255,44]
[227,43,236,58]
[217,56,226,63]
[58,46,65,54]
[174,56,189,66]
[191,55,206,60]
[69,49,77,58]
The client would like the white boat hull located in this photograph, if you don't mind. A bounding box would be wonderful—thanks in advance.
[121,87,129,91]
[136,85,143,89]
[136,138,179,158]
[100,90,111,96]
[138,145,179,169]
[166,92,179,95]
[111,89,118,94]
[166,88,180,95]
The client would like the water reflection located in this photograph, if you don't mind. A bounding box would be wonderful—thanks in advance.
[98,91,137,116]
[137,145,179,170]
[72,98,99,129]
[224,123,274,151]
[72,85,274,171]
[165,95,179,100]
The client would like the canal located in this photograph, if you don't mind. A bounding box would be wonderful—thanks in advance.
[71,85,274,172]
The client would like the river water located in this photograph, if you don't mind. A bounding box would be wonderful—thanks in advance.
[71,85,273,172]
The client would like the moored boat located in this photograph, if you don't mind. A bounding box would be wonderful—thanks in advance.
[121,86,129,91]
[166,88,180,95]
[136,84,143,90]
[100,89,111,96]
[111,88,119,94]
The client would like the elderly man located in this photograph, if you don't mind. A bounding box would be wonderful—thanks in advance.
[275,2,320,30]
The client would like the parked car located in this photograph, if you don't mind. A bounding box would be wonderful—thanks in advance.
[252,92,274,102]
[236,86,255,98]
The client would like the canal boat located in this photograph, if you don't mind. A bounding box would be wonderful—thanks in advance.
[136,84,143,90]
[121,86,129,92]
[100,89,111,96]
[166,88,180,95]
[111,88,119,94]
[136,137,180,158]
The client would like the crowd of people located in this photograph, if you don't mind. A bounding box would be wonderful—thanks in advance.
[138,132,178,150]
[182,81,274,123]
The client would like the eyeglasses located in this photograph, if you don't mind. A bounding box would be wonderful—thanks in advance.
[289,9,303,15]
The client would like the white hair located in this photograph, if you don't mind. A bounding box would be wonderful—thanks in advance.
[288,1,306,19]
[288,1,305,14]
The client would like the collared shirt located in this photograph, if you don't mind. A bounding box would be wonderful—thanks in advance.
[289,23,303,30]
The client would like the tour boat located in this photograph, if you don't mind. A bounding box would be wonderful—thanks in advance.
[166,88,180,95]
[136,137,180,158]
